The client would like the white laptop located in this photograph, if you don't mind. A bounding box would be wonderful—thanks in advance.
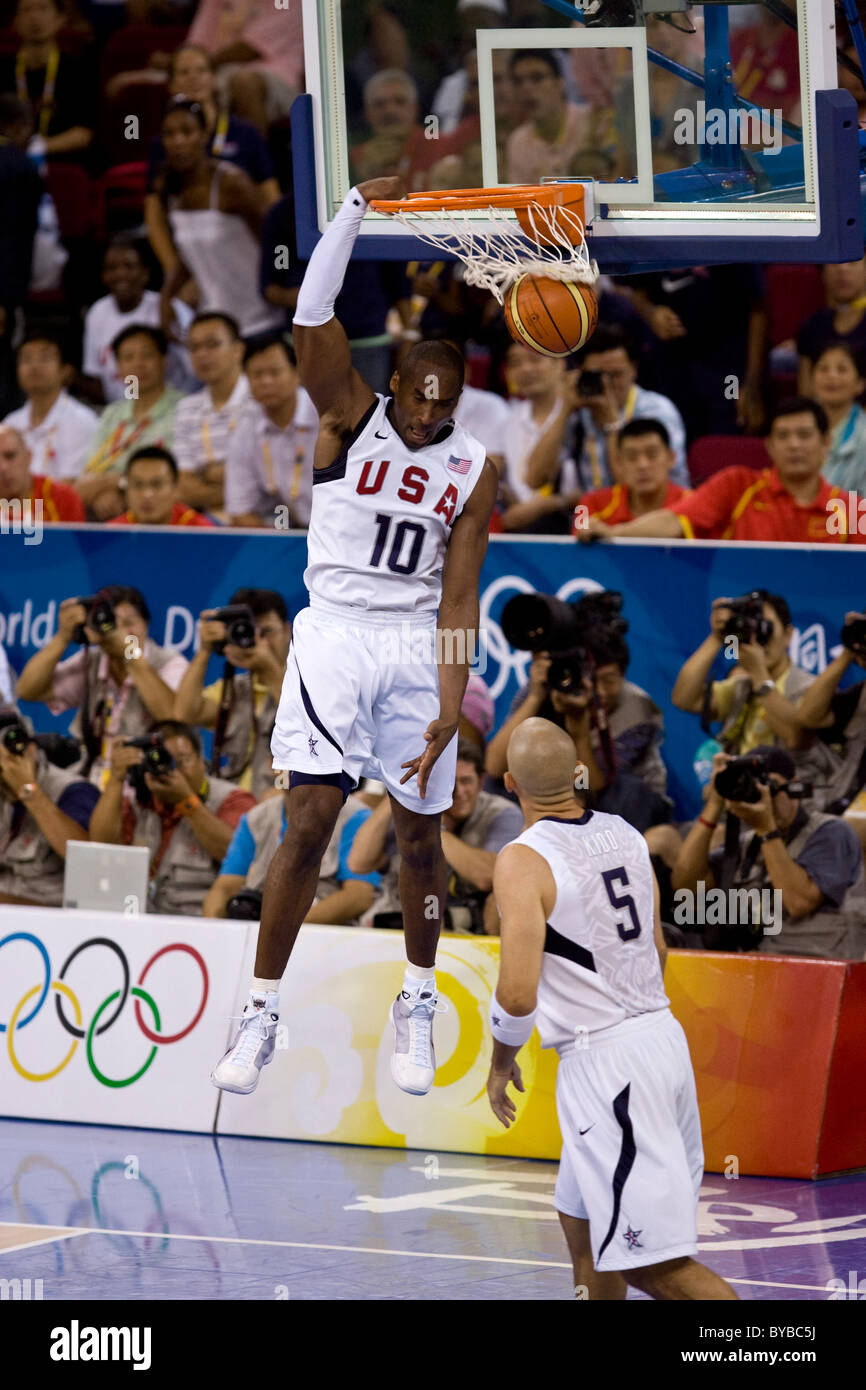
[63,842,150,914]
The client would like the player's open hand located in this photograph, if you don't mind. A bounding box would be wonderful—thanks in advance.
[400,718,457,799]
[486,1061,525,1128]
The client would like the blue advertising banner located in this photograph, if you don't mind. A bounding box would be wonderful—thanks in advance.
[1,525,861,817]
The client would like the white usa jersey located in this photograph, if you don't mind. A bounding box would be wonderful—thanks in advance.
[304,394,487,616]
[515,810,669,1050]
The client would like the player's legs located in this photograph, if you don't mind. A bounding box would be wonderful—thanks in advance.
[387,797,450,1095]
[619,1256,737,1300]
[558,1213,627,1301]
[254,782,345,977]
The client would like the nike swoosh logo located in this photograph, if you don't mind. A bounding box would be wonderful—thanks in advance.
[660,274,694,294]
[375,430,388,439]
[579,1125,594,1135]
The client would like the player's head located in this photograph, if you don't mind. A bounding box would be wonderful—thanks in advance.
[504,717,586,810]
[389,340,464,450]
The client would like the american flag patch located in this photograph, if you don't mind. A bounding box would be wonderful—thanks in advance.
[447,454,472,474]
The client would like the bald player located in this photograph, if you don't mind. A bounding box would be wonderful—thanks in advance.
[486,718,735,1301]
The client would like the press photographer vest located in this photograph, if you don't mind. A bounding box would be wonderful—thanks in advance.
[245,793,368,905]
[211,671,277,800]
[717,667,842,792]
[131,774,238,916]
[734,808,866,960]
[73,642,183,784]
[0,759,84,905]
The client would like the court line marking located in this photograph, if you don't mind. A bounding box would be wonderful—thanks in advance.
[0,1230,90,1258]
[0,1222,842,1289]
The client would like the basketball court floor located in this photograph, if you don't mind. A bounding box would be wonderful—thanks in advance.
[1,1117,863,1301]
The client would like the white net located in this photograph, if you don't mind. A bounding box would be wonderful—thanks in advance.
[383,200,598,303]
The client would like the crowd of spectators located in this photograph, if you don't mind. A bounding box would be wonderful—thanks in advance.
[0,2,862,539]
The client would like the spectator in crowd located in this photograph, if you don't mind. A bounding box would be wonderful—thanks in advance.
[0,422,83,520]
[526,326,689,502]
[173,588,291,799]
[90,720,255,916]
[262,194,408,396]
[730,9,801,123]
[581,399,864,544]
[0,0,96,164]
[77,325,184,521]
[672,591,811,759]
[143,43,280,281]
[3,332,97,479]
[505,49,594,185]
[172,311,250,515]
[624,265,766,439]
[81,236,195,406]
[203,787,380,923]
[673,747,866,960]
[571,419,690,531]
[224,334,318,529]
[797,254,866,387]
[0,95,41,412]
[350,69,431,189]
[184,0,304,132]
[459,672,495,753]
[106,445,214,527]
[151,98,283,341]
[808,341,866,493]
[497,341,578,534]
[349,740,524,935]
[487,629,671,807]
[789,611,866,837]
[16,585,187,786]
[0,707,99,906]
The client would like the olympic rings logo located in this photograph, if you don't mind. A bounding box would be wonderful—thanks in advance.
[1,933,209,1087]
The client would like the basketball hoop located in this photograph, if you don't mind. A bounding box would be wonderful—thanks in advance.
[367,184,598,304]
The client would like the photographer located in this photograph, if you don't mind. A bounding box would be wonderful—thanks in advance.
[790,611,866,835]
[16,586,188,786]
[351,741,525,935]
[672,747,866,959]
[90,721,255,916]
[672,590,813,758]
[202,787,379,923]
[173,589,291,798]
[0,710,99,906]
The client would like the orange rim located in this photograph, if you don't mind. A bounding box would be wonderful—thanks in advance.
[368,183,585,215]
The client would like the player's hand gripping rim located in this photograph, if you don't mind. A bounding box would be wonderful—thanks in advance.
[486,1061,525,1128]
[400,718,458,799]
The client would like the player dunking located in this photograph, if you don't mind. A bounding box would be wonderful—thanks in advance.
[212,177,497,1096]
[487,718,736,1300]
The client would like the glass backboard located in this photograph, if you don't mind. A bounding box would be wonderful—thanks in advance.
[296,0,864,270]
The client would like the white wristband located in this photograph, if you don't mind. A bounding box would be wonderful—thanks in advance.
[489,994,537,1046]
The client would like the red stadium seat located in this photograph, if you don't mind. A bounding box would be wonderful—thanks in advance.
[45,163,94,239]
[765,264,825,348]
[688,435,772,484]
[96,163,149,238]
[100,80,169,170]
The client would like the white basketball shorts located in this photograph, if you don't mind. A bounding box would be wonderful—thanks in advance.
[553,1009,704,1272]
[271,604,458,815]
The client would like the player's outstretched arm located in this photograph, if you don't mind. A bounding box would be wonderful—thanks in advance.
[486,844,551,1128]
[292,177,406,440]
[400,459,498,798]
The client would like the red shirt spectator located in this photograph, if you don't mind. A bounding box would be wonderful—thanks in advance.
[575,480,690,529]
[108,503,214,527]
[31,474,85,521]
[675,466,859,543]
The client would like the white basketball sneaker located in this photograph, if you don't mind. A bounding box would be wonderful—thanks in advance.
[211,991,279,1094]
[389,986,448,1096]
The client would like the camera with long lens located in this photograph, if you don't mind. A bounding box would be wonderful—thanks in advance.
[72,594,116,644]
[713,753,809,805]
[841,612,866,656]
[501,589,628,694]
[124,734,175,806]
[0,713,81,768]
[721,592,774,647]
[210,605,256,655]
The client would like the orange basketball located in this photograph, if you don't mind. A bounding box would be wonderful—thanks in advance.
[504,275,598,358]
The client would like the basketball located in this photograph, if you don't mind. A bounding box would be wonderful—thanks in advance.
[504,275,598,358]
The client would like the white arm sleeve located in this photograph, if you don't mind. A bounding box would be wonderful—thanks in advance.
[293,187,369,328]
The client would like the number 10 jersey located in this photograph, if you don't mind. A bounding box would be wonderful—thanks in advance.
[304,394,488,618]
